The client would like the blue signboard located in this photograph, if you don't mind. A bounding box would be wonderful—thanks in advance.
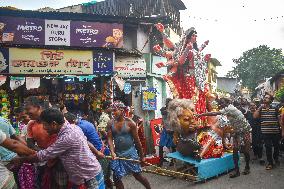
[93,51,114,74]
[124,83,132,94]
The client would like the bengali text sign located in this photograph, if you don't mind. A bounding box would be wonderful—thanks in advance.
[115,57,146,78]
[93,51,114,74]
[9,48,93,75]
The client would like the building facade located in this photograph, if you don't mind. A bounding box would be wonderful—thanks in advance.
[36,0,186,153]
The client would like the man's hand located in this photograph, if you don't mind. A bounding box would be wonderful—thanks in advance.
[96,151,105,159]
[111,152,117,160]
[140,156,146,163]
[10,157,23,168]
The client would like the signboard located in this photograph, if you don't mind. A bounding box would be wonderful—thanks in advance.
[93,51,114,74]
[124,83,132,94]
[152,56,168,75]
[45,20,71,46]
[0,16,45,45]
[9,48,93,75]
[0,16,123,48]
[142,88,157,110]
[71,21,123,48]
[0,48,9,73]
[150,118,163,146]
[115,57,146,78]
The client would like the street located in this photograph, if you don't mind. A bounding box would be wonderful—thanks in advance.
[123,155,284,189]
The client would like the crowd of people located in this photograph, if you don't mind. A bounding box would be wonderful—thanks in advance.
[158,93,284,178]
[0,97,151,189]
[0,92,284,189]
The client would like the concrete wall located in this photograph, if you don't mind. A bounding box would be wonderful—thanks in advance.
[152,77,163,118]
[123,26,137,50]
[217,77,238,93]
[57,5,83,13]
[137,26,150,53]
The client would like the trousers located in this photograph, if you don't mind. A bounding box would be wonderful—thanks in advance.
[262,134,280,165]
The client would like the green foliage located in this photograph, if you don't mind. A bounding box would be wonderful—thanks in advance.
[275,85,284,102]
[227,45,284,90]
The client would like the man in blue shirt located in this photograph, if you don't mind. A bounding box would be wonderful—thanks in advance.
[64,112,103,151]
[77,118,103,151]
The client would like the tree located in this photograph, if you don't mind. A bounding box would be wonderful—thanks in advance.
[227,45,284,90]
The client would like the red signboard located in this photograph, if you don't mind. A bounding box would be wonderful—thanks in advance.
[150,118,162,146]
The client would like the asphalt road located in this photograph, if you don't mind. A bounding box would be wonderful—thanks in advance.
[122,155,284,189]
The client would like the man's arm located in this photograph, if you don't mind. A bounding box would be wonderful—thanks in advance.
[1,138,35,156]
[87,141,104,159]
[37,136,70,162]
[11,154,39,168]
[26,138,41,151]
[253,106,262,119]
[129,120,144,161]
[107,120,116,159]
[11,134,27,145]
[199,111,222,117]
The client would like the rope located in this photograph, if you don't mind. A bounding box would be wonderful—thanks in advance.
[105,156,197,181]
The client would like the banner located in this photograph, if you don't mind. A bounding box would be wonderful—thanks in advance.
[142,88,157,110]
[26,77,41,90]
[93,51,114,74]
[10,76,25,90]
[45,20,70,46]
[0,48,9,73]
[0,16,45,45]
[150,118,163,146]
[9,48,93,75]
[115,57,146,78]
[71,21,123,48]
[0,16,123,48]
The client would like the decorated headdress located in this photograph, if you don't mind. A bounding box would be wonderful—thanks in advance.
[185,27,197,37]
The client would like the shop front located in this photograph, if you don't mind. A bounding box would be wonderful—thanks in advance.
[0,13,123,123]
[0,47,114,123]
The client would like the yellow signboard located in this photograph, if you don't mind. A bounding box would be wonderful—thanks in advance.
[9,48,93,75]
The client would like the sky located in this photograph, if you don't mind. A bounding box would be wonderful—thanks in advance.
[0,0,284,76]
[180,0,284,76]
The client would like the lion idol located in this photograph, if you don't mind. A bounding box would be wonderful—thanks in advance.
[167,99,223,160]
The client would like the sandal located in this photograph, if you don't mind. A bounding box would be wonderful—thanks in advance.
[266,164,273,170]
[229,170,240,178]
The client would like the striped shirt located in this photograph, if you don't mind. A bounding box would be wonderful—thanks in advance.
[0,130,11,189]
[260,107,280,134]
[37,124,101,185]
